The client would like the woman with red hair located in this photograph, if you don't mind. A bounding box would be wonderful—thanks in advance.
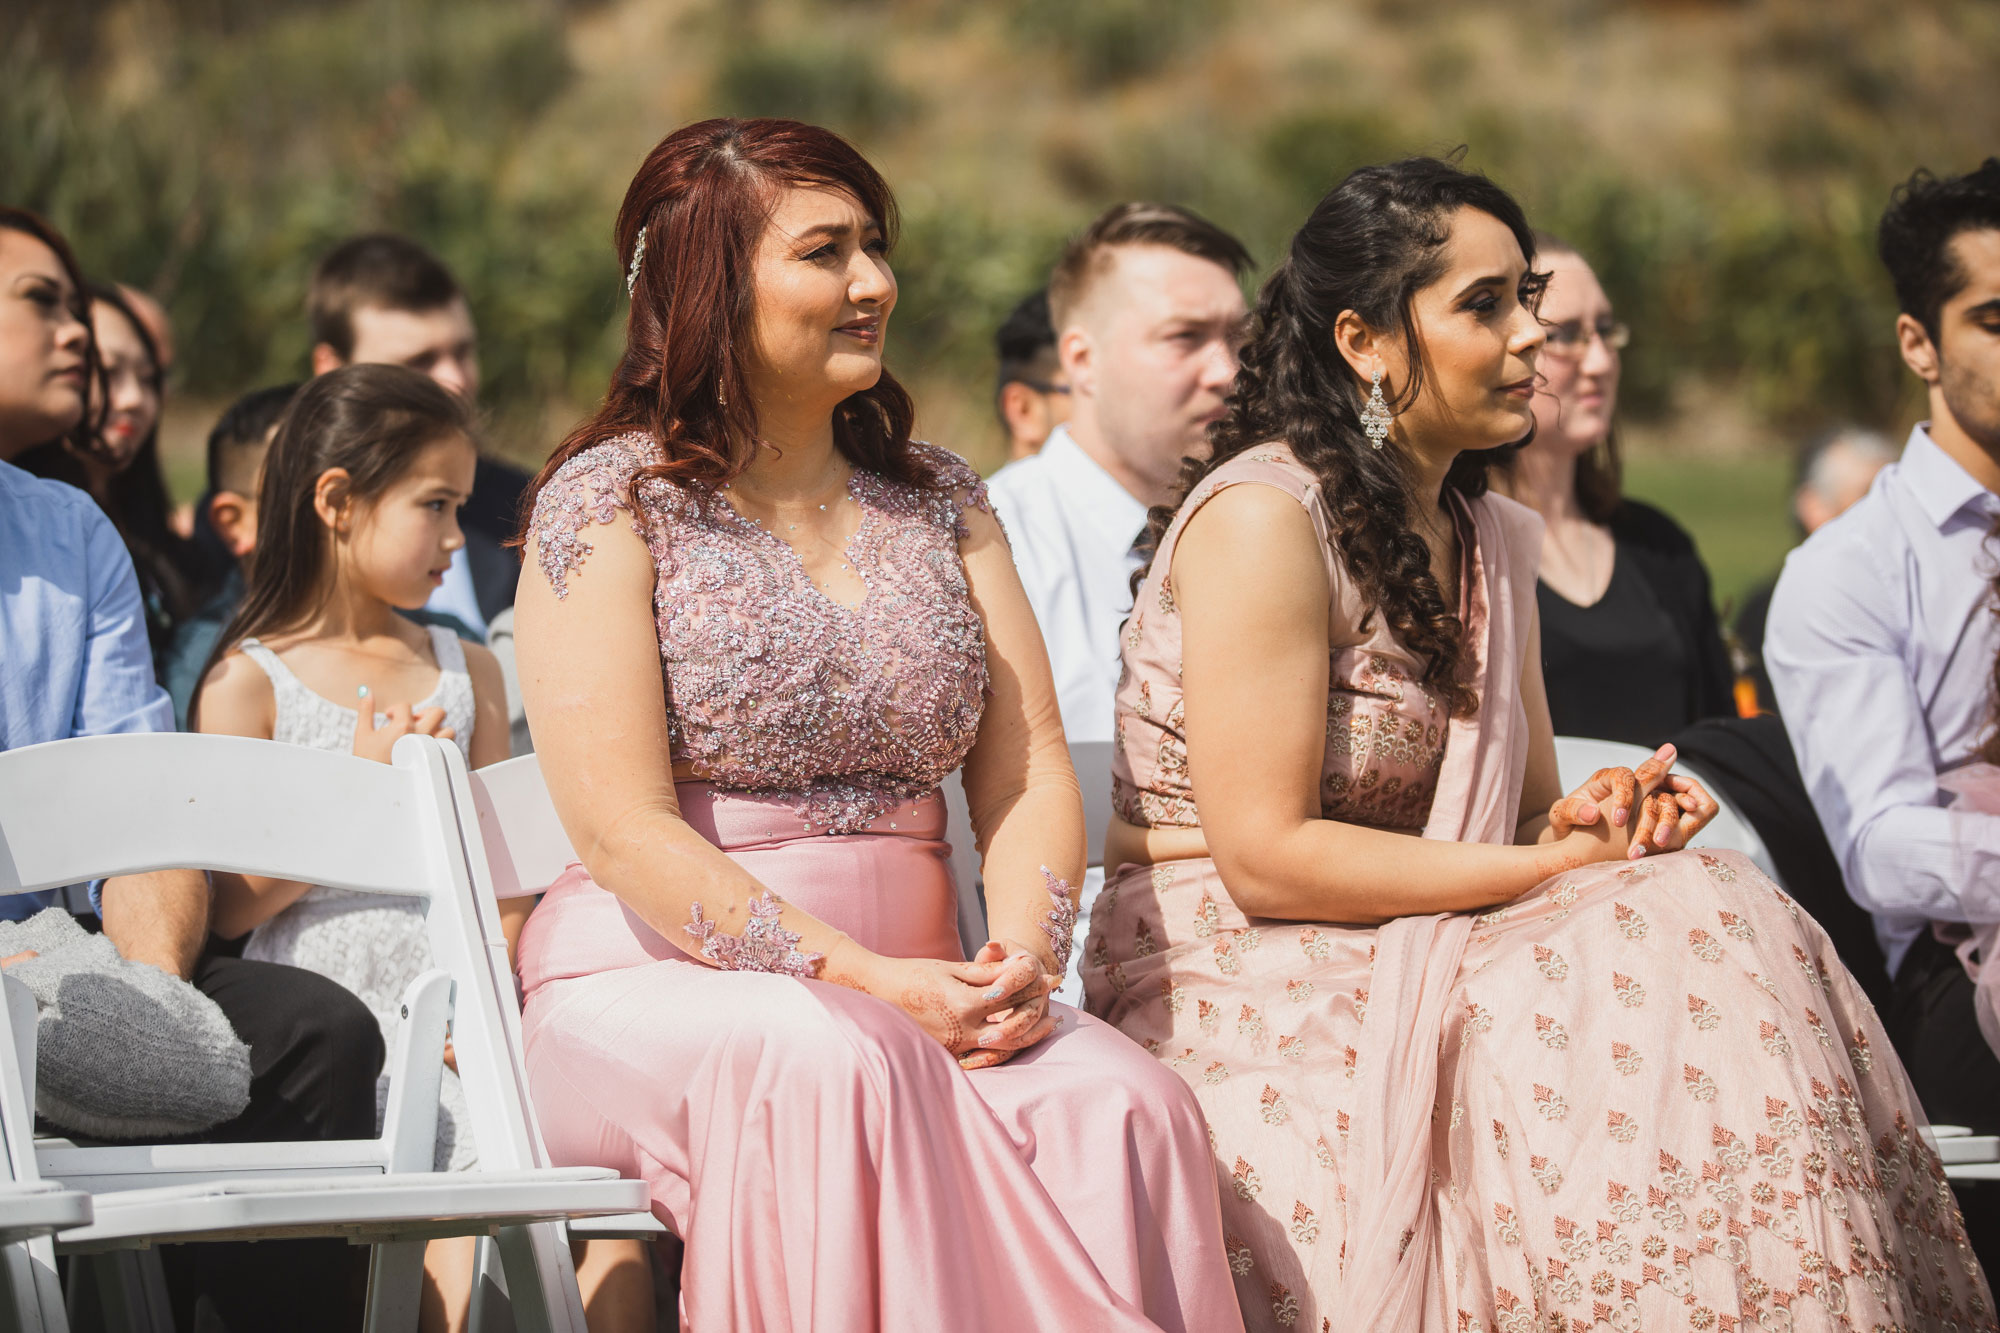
[512,119,1243,1330]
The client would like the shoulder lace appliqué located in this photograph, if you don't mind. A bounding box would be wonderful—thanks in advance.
[684,892,823,977]
[527,435,658,599]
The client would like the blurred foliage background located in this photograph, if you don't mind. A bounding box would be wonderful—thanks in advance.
[7,0,1996,605]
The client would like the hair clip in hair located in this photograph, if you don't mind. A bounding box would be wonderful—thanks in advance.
[626,224,648,298]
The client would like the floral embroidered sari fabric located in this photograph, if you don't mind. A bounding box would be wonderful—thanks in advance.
[1083,444,1993,1333]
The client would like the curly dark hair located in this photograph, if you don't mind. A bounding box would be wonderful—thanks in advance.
[1137,156,1541,717]
[1878,158,2000,342]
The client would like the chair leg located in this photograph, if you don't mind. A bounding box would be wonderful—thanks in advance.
[466,1238,514,1333]
[0,1237,65,1333]
[362,1241,427,1333]
[491,1223,584,1333]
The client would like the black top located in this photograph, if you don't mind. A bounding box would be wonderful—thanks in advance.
[1732,575,1778,716]
[1536,499,1736,746]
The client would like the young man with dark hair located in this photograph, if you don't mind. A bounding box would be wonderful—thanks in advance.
[993,289,1070,461]
[1768,161,2000,1216]
[307,233,526,635]
[986,202,1251,1000]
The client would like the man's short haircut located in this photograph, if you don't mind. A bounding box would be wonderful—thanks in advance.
[206,382,302,496]
[1046,202,1252,331]
[307,233,463,361]
[1878,158,2000,340]
[996,290,1059,387]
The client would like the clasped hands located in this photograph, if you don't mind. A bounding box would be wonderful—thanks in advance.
[869,941,1061,1071]
[1547,741,1720,863]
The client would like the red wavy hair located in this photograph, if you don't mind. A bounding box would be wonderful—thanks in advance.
[522,118,926,526]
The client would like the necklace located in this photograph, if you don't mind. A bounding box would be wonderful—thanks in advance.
[720,452,853,533]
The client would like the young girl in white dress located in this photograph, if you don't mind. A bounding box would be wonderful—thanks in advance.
[193,364,525,1331]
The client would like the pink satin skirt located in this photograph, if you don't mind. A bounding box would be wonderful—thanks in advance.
[517,784,1244,1333]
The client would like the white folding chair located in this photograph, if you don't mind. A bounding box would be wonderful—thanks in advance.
[0,732,648,1333]
[1552,735,1781,885]
[0,975,90,1333]
[941,740,1116,980]
[458,752,671,1264]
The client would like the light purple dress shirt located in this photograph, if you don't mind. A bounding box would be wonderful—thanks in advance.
[1766,424,2000,975]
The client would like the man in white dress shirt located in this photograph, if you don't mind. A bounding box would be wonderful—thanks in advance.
[1767,159,2000,1152]
[988,203,1250,998]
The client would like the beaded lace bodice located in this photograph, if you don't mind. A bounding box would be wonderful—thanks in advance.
[528,434,994,834]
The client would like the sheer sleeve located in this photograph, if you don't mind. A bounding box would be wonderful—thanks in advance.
[527,437,657,599]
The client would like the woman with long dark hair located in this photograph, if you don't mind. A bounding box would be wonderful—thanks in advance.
[0,207,96,465]
[510,118,1242,1331]
[1081,157,1989,1330]
[18,281,204,656]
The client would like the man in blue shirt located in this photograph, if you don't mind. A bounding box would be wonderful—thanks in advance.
[0,453,385,1328]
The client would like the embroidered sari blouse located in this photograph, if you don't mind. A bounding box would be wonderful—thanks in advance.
[1113,446,1468,836]
[528,434,995,834]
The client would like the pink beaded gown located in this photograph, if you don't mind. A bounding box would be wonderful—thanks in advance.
[1080,445,1993,1333]
[517,435,1244,1333]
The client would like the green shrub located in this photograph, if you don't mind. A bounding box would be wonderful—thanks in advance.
[713,39,913,134]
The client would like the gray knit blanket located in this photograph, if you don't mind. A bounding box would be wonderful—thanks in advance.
[0,910,251,1139]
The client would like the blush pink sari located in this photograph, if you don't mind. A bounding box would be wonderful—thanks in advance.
[1084,446,1993,1332]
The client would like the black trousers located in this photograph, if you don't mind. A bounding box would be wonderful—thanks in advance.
[156,949,386,1332]
[1887,930,2000,1277]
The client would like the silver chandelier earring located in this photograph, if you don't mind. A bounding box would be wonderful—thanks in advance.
[1361,366,1392,450]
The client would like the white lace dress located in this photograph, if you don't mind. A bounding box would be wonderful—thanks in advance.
[238,626,477,1171]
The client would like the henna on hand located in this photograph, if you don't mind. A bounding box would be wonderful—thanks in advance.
[900,983,965,1051]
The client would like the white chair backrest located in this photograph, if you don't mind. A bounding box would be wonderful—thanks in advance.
[467,753,577,902]
[1070,740,1115,869]
[0,733,456,900]
[434,748,568,1176]
[0,733,482,1192]
[939,770,985,955]
[1551,735,1779,884]
[941,738,1119,954]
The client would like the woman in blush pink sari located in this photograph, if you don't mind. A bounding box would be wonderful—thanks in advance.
[1082,157,1993,1332]
[510,118,1242,1333]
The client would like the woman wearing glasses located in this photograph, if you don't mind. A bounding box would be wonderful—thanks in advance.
[1493,236,1735,745]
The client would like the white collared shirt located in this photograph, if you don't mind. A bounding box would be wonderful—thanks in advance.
[1767,424,2000,975]
[425,546,487,640]
[986,425,1150,743]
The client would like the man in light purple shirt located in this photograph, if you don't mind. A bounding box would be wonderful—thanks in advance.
[1768,159,2000,1146]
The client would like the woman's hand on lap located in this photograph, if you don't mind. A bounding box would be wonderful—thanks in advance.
[958,940,1060,1070]
[1628,769,1720,854]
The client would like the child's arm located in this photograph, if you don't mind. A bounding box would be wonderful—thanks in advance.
[194,652,318,938]
[464,641,536,967]
[463,642,511,771]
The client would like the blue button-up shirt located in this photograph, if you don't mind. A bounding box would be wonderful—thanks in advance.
[0,459,175,919]
[1767,424,2000,975]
